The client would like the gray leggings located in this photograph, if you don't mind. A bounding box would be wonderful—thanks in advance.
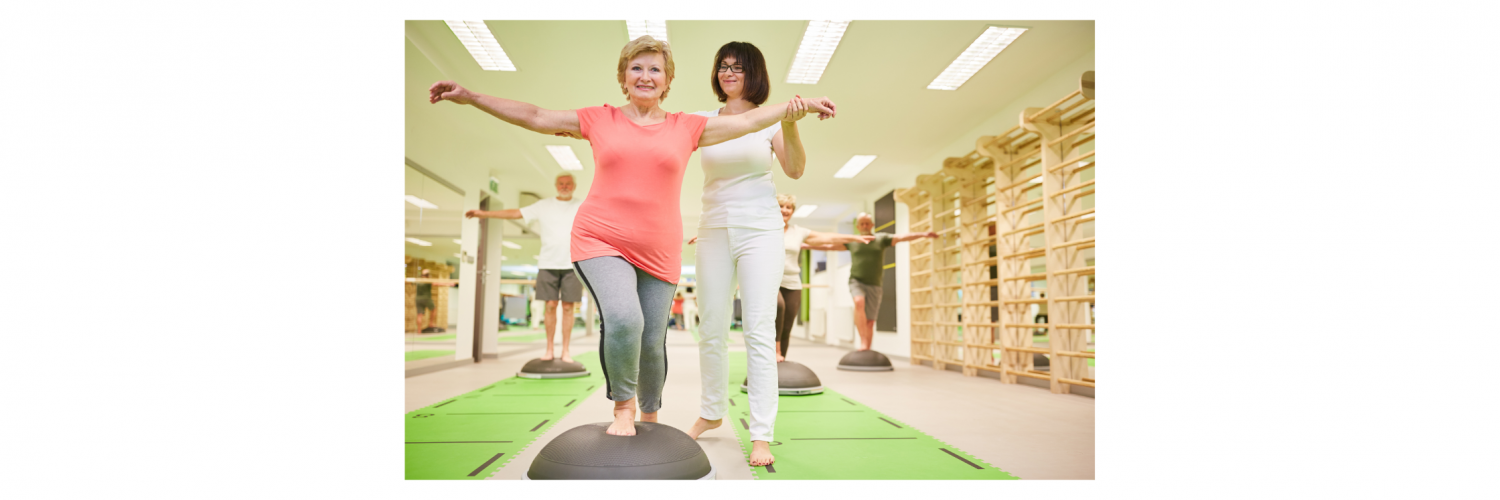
[573,256,676,413]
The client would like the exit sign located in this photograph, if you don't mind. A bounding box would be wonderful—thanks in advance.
[489,177,499,194]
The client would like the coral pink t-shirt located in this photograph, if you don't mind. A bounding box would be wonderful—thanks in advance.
[571,104,707,284]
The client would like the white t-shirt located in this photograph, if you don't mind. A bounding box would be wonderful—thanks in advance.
[782,223,813,289]
[518,197,583,270]
[691,109,783,231]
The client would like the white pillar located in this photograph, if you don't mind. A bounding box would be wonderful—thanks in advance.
[454,189,483,361]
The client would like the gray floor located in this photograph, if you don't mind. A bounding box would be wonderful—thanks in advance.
[405,327,1095,480]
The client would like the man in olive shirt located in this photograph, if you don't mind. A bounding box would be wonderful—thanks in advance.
[838,213,937,351]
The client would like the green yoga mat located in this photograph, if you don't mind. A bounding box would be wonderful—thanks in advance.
[408,331,560,344]
[405,350,453,362]
[498,333,548,343]
[724,357,1019,480]
[404,351,606,480]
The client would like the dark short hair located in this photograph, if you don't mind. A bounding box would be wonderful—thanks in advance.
[710,41,770,105]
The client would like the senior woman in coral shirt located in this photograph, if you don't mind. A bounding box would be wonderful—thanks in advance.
[428,36,836,437]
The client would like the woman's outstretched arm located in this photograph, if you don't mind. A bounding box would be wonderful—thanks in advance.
[429,81,581,137]
[700,97,835,148]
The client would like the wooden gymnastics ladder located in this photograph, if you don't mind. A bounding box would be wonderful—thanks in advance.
[897,81,1096,394]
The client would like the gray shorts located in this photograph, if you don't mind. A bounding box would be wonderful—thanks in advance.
[848,278,882,320]
[536,268,583,302]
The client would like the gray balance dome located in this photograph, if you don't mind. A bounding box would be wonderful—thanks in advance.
[517,358,590,379]
[837,350,894,371]
[740,360,824,395]
[526,422,715,480]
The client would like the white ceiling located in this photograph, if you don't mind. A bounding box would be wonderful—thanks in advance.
[405,20,1094,265]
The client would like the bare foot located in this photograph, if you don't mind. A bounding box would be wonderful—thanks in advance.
[685,417,722,440]
[750,440,774,466]
[640,411,658,423]
[560,352,574,363]
[539,351,554,361]
[607,401,636,436]
[776,353,786,362]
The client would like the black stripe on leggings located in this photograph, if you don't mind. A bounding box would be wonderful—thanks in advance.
[530,419,550,432]
[573,262,612,401]
[878,417,902,428]
[468,453,505,477]
[939,448,984,469]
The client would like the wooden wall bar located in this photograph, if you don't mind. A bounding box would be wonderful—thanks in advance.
[897,74,1095,393]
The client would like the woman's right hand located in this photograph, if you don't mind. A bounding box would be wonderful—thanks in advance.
[464,209,481,219]
[687,236,698,245]
[782,95,809,123]
[429,81,474,105]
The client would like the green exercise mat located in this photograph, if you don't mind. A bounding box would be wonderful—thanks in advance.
[405,351,606,480]
[405,350,453,362]
[497,333,548,343]
[725,357,1019,480]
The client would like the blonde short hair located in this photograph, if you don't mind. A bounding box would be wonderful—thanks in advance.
[776,194,796,207]
[617,36,675,101]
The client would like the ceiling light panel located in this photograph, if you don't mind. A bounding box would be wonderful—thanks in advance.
[833,155,877,179]
[626,20,668,42]
[792,205,819,218]
[927,26,1027,91]
[786,21,850,85]
[406,237,433,247]
[405,195,438,209]
[445,20,517,71]
[501,241,522,250]
[545,145,584,171]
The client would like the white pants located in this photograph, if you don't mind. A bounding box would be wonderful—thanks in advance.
[695,227,782,442]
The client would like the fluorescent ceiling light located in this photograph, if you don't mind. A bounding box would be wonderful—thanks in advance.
[405,195,438,209]
[445,21,517,71]
[792,205,819,218]
[786,21,850,84]
[626,20,668,42]
[1030,176,1043,184]
[954,209,961,216]
[452,239,462,244]
[501,241,521,250]
[546,145,584,171]
[406,237,432,246]
[833,155,877,179]
[927,26,1027,91]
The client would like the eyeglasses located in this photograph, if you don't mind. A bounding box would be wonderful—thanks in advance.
[716,64,745,74]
